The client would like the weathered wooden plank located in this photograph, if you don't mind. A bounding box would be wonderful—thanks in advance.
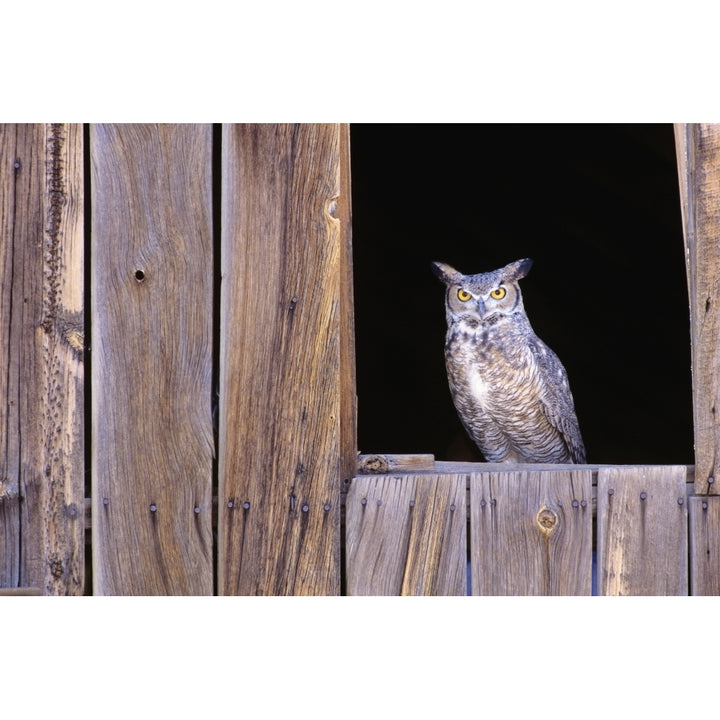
[91,124,214,595]
[597,466,688,595]
[0,587,43,595]
[338,124,358,491]
[357,454,435,474]
[0,124,85,594]
[345,474,466,595]
[688,496,720,595]
[470,470,592,595]
[674,123,720,495]
[219,124,349,595]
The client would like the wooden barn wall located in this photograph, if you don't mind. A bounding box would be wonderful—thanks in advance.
[1,122,353,595]
[1,122,720,595]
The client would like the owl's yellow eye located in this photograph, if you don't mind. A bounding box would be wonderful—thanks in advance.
[457,288,472,302]
[490,287,507,300]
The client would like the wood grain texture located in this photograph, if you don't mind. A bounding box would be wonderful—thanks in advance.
[597,466,688,595]
[0,124,85,594]
[345,474,467,595]
[219,124,349,595]
[688,495,720,595]
[91,124,214,595]
[674,123,720,494]
[338,125,358,489]
[357,454,435,474]
[470,470,592,595]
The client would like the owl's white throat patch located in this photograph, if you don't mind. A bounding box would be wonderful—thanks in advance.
[468,369,491,404]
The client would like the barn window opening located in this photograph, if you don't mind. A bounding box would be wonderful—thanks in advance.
[350,124,693,466]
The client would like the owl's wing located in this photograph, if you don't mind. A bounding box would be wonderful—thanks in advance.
[529,338,587,463]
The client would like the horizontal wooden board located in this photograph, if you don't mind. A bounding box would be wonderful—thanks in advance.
[357,454,435,474]
[470,469,593,595]
[597,466,688,595]
[345,474,467,595]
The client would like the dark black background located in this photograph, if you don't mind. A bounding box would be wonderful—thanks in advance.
[350,124,693,464]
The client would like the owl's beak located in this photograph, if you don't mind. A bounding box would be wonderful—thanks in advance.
[476,297,486,318]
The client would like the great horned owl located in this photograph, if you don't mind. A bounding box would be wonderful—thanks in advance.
[432,258,585,464]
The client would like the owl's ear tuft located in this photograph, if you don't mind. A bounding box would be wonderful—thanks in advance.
[431,261,460,284]
[507,258,533,281]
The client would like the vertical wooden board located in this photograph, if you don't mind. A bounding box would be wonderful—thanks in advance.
[219,124,348,595]
[345,474,466,596]
[0,124,85,594]
[0,125,32,588]
[674,124,720,495]
[470,470,592,595]
[91,124,214,595]
[597,467,688,596]
[338,124,357,488]
[689,496,720,595]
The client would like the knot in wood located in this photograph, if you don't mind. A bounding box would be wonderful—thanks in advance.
[536,506,559,534]
[359,454,389,474]
[50,558,64,579]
